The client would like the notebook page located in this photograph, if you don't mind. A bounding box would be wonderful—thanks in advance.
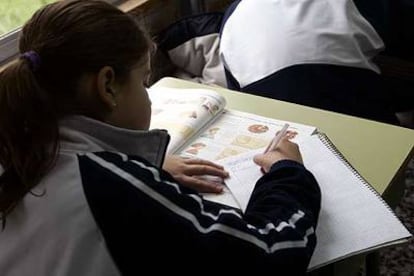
[297,135,411,270]
[216,150,263,211]
[215,133,411,269]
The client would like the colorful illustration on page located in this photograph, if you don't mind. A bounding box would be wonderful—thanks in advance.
[247,124,269,134]
[184,142,207,156]
[200,127,220,139]
[231,135,268,149]
[215,147,247,160]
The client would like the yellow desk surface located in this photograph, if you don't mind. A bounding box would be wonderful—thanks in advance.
[152,77,414,204]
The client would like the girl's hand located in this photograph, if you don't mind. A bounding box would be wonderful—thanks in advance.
[163,155,229,193]
[253,137,303,173]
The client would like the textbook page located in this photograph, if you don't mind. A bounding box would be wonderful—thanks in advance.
[181,110,315,209]
[217,133,412,270]
[177,109,317,161]
[148,87,226,153]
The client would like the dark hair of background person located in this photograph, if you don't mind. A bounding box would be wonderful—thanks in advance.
[0,0,151,226]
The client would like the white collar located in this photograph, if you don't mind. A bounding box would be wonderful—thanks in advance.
[59,116,170,167]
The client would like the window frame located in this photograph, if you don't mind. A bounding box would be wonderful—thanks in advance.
[0,29,19,65]
[0,0,123,66]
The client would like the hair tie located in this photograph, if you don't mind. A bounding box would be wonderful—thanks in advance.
[21,50,41,72]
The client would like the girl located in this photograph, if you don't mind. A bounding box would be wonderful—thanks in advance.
[0,1,320,275]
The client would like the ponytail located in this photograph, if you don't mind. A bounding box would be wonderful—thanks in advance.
[0,58,59,226]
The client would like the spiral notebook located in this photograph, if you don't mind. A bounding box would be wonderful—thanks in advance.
[299,133,411,270]
[216,132,412,271]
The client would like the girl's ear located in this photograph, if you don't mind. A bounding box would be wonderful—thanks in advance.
[96,66,117,110]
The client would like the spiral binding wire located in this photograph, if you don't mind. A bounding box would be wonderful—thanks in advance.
[317,132,398,217]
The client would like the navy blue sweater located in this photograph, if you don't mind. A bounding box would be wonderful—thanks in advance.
[81,152,321,275]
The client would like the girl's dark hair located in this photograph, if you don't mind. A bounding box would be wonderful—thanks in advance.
[0,0,151,225]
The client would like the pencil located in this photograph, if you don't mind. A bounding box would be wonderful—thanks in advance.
[263,123,290,154]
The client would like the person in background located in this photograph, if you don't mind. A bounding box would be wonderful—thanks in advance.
[220,0,399,125]
[0,1,320,275]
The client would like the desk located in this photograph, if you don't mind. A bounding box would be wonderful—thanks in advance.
[152,77,414,275]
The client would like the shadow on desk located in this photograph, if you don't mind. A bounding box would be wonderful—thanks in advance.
[308,255,366,276]
[378,158,414,275]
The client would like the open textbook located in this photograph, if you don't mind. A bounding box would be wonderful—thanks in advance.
[148,86,411,271]
[149,87,317,156]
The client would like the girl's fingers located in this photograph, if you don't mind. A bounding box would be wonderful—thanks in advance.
[177,175,224,193]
